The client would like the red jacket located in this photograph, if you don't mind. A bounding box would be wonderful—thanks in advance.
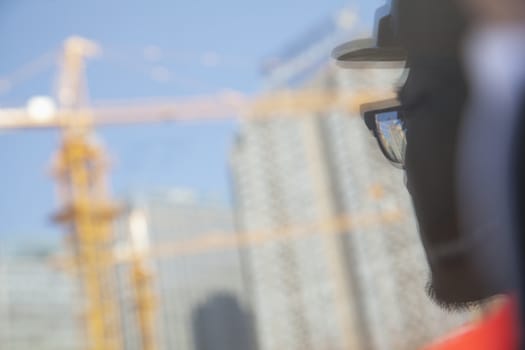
[422,297,520,350]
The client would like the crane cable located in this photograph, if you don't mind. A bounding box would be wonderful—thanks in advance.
[0,51,57,96]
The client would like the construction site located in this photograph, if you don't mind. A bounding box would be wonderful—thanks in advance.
[0,2,475,350]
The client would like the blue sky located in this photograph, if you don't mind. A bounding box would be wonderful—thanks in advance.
[0,0,382,239]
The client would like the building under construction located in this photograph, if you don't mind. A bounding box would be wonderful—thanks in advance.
[230,16,471,350]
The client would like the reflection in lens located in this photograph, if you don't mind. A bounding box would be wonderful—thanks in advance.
[375,111,406,166]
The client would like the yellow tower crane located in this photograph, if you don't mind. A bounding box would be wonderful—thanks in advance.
[0,36,396,350]
[51,37,123,350]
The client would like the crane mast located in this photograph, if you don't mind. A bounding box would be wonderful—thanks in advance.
[51,37,147,350]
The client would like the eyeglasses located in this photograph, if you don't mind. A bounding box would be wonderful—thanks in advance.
[361,99,406,168]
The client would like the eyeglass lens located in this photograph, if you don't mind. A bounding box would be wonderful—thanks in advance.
[375,111,406,166]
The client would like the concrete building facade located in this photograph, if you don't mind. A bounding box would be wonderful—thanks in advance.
[0,237,82,350]
[115,190,256,350]
[230,14,471,350]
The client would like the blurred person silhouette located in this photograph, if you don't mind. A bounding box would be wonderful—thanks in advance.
[333,0,525,348]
